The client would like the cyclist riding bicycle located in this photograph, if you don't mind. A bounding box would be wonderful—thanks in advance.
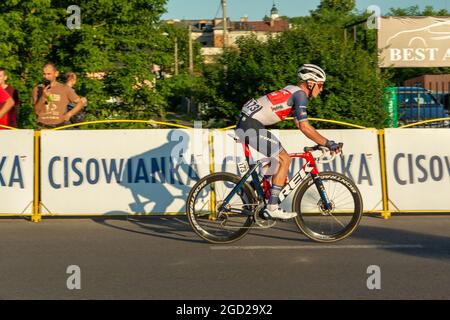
[235,64,341,220]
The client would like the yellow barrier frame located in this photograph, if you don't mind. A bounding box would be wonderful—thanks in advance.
[377,130,391,219]
[3,116,450,221]
[27,120,192,221]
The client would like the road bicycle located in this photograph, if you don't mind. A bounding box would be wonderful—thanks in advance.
[186,137,363,244]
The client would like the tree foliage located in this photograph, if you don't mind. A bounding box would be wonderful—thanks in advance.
[201,1,389,128]
[0,0,170,128]
[0,0,447,129]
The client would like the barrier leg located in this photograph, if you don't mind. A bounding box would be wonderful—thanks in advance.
[208,131,217,220]
[377,129,391,219]
[32,131,42,223]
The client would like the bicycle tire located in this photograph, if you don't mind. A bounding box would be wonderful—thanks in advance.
[186,172,257,244]
[292,172,363,243]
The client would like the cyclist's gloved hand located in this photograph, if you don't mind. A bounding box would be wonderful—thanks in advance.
[325,140,340,153]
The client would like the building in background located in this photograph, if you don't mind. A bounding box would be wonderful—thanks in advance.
[404,74,450,93]
[164,2,289,63]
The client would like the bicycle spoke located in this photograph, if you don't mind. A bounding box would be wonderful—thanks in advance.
[294,173,362,242]
[187,173,256,243]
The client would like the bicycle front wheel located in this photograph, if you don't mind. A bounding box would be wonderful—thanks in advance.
[186,172,257,244]
[292,172,363,243]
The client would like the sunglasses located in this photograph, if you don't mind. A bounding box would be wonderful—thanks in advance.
[308,82,324,90]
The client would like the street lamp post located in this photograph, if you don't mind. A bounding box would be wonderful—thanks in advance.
[162,32,179,76]
[174,36,179,75]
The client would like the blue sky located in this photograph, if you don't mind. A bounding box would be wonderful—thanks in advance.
[161,0,449,21]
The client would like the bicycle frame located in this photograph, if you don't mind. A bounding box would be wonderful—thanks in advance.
[219,143,332,214]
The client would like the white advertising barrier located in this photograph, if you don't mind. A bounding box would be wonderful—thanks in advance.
[0,130,34,214]
[384,128,450,211]
[40,129,211,215]
[213,129,383,212]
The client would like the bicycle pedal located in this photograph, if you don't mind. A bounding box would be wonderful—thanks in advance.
[259,211,271,220]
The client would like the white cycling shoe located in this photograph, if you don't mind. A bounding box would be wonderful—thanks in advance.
[263,207,297,220]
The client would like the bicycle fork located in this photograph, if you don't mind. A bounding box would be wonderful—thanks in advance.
[311,174,332,211]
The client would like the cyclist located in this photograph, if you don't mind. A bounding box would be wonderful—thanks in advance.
[235,64,341,220]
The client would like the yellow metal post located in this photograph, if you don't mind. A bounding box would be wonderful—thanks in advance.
[377,129,391,219]
[32,131,42,222]
[208,131,216,219]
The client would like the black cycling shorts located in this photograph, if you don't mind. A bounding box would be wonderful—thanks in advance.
[235,115,284,158]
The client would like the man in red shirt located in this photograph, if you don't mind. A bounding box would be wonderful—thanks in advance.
[0,67,20,128]
[0,83,14,129]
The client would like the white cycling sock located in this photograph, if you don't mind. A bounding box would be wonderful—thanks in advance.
[267,184,282,211]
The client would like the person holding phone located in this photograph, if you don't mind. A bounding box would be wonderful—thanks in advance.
[32,63,86,129]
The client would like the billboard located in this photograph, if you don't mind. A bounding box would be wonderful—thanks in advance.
[384,128,450,211]
[213,129,383,212]
[40,129,211,215]
[0,130,34,214]
[378,17,450,68]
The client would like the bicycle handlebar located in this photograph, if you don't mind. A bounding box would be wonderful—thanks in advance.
[304,142,343,153]
[304,142,344,163]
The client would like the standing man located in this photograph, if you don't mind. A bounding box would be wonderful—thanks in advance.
[32,63,86,129]
[0,68,17,129]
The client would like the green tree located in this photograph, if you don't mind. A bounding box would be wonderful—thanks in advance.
[388,5,449,17]
[0,0,172,128]
[202,3,388,128]
[0,0,68,128]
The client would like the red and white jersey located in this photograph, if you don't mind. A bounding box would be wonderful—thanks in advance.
[241,85,305,126]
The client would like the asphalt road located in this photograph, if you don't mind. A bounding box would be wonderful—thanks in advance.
[0,214,449,300]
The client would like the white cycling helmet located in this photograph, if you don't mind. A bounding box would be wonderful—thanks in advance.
[297,64,326,82]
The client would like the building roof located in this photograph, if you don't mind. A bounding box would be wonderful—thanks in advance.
[164,19,289,33]
[271,3,279,15]
[242,20,289,32]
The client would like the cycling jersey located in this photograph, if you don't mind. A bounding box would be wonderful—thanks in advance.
[241,85,308,126]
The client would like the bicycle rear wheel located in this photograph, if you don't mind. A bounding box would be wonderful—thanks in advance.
[186,172,257,244]
[292,172,363,242]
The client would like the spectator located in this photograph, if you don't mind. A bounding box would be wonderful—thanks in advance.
[65,72,87,126]
[0,68,18,129]
[32,63,86,129]
[0,83,15,130]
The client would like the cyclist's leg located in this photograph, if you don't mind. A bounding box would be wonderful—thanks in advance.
[235,118,295,219]
[265,149,289,201]
[256,128,296,219]
[271,150,291,186]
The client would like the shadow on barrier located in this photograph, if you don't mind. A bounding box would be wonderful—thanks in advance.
[38,129,199,216]
[118,130,195,214]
